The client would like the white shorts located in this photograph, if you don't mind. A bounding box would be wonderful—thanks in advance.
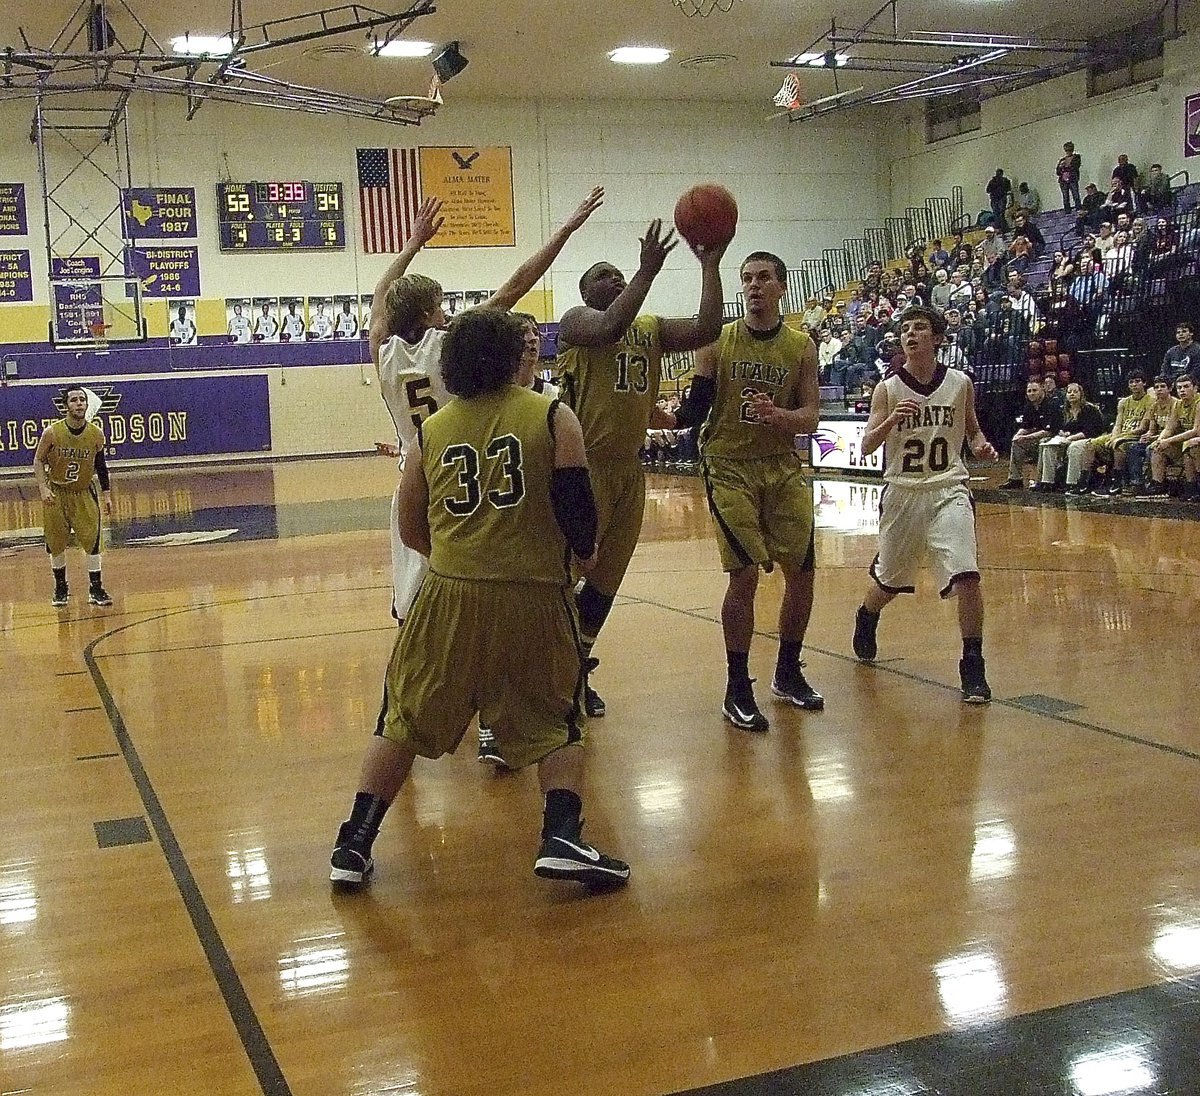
[390,482,429,620]
[870,482,979,598]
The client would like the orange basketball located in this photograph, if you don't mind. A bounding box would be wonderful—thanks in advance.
[673,184,738,249]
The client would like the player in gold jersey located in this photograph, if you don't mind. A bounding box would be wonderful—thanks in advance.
[1149,372,1199,500]
[557,220,726,717]
[1080,370,1153,495]
[671,252,821,731]
[330,310,628,889]
[33,385,113,607]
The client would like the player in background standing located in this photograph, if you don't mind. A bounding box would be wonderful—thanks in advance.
[330,309,628,889]
[169,304,197,346]
[374,188,605,624]
[334,299,359,339]
[850,305,998,703]
[33,385,114,607]
[557,223,726,717]
[281,302,306,342]
[670,252,822,731]
[228,302,251,344]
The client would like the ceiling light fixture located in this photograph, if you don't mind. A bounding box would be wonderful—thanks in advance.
[372,39,435,58]
[609,46,671,65]
[789,51,849,67]
[170,34,234,56]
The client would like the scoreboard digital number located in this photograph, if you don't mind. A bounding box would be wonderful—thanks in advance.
[216,181,345,251]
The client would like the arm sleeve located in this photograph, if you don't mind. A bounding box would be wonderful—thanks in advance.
[672,373,716,429]
[94,448,111,491]
[550,466,597,559]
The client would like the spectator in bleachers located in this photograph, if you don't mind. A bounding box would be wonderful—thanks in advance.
[817,327,843,382]
[980,225,1003,260]
[1131,216,1148,243]
[1002,377,1064,488]
[929,239,951,269]
[802,296,829,330]
[1057,142,1083,211]
[874,331,903,376]
[1016,181,1041,215]
[1111,154,1139,189]
[1138,164,1172,214]
[846,287,868,324]
[930,268,953,310]
[1148,373,1199,499]
[987,168,1013,232]
[1034,381,1106,492]
[907,244,931,285]
[1068,255,1109,307]
[938,308,973,371]
[1007,273,1041,331]
[1075,183,1105,234]
[1051,249,1076,288]
[982,249,1008,291]
[948,268,974,309]
[863,261,883,295]
[953,243,975,271]
[1104,230,1135,284]
[1042,371,1066,414]
[1011,211,1046,258]
[1008,236,1034,278]
[1101,178,1135,224]
[1115,211,1133,234]
[1128,375,1178,495]
[1081,370,1153,495]
[1136,217,1181,276]
[1162,321,1198,381]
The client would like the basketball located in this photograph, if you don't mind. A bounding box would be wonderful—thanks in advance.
[673,184,738,249]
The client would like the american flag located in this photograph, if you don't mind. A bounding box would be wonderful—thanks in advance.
[356,147,422,253]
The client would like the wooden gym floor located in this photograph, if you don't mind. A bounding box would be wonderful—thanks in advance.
[1,456,1198,1095]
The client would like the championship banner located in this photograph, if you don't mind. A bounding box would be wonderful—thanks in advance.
[51,256,103,342]
[0,185,27,236]
[122,187,197,239]
[124,246,202,298]
[0,375,272,467]
[1186,93,1200,159]
[0,250,33,302]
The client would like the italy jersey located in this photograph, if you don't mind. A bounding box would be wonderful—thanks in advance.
[1147,396,1177,435]
[377,329,451,458]
[880,365,971,489]
[281,313,305,341]
[700,319,814,459]
[43,419,105,490]
[310,313,334,340]
[334,311,358,338]
[1114,392,1153,438]
[229,315,252,343]
[1175,394,1198,432]
[422,385,567,586]
[558,315,662,463]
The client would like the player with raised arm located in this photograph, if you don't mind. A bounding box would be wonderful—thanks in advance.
[33,385,114,607]
[330,309,628,890]
[671,251,822,731]
[850,305,998,703]
[557,222,726,717]
[372,187,605,624]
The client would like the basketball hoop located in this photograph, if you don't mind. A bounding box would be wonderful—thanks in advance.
[89,321,110,343]
[672,0,740,15]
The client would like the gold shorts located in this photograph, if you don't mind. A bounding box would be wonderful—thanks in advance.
[378,574,584,770]
[43,485,102,556]
[701,452,814,573]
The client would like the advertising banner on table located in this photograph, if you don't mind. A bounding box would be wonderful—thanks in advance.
[0,185,27,236]
[0,374,272,468]
[807,418,884,474]
[124,246,201,298]
[122,187,197,239]
[1186,93,1200,158]
[0,250,33,302]
[51,256,104,342]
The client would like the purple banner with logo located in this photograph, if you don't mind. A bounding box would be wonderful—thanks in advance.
[0,250,33,302]
[122,187,197,239]
[0,184,26,236]
[124,246,201,298]
[0,374,272,467]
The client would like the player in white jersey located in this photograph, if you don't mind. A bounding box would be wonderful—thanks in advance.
[309,304,334,340]
[851,305,999,703]
[514,312,560,398]
[373,188,604,623]
[253,303,279,342]
[228,304,252,344]
[334,301,359,339]
[281,303,305,342]
[169,305,197,346]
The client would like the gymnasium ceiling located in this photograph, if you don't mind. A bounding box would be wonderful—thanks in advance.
[1,0,1169,114]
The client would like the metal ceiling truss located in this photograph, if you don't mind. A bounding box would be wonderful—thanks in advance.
[2,0,441,125]
[772,0,1181,122]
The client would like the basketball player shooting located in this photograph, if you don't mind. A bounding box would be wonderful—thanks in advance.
[851,305,998,703]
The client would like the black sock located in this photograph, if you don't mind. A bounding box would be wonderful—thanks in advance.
[341,791,391,852]
[963,636,983,660]
[53,566,67,590]
[777,639,802,673]
[542,788,582,839]
[726,650,750,685]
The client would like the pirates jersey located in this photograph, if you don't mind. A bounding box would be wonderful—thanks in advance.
[700,319,815,460]
[228,314,252,344]
[378,329,451,459]
[309,313,334,340]
[334,310,358,338]
[422,385,567,586]
[43,419,106,491]
[558,314,662,464]
[281,313,305,341]
[880,365,971,489]
[169,318,197,345]
[253,312,279,341]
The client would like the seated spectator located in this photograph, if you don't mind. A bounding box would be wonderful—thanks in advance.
[947,268,974,309]
[1147,373,1199,499]
[938,308,973,373]
[1002,377,1064,488]
[1050,249,1076,288]
[1008,235,1034,277]
[982,249,1008,291]
[1080,370,1154,495]
[1138,164,1171,214]
[1128,375,1178,495]
[875,330,903,375]
[930,267,953,310]
[1094,222,1117,254]
[1068,257,1109,307]
[1041,371,1066,414]
[1101,179,1135,224]
[802,296,829,330]
[1131,216,1148,244]
[1006,273,1041,331]
[1103,230,1135,282]
[817,327,843,382]
[1163,321,1198,381]
[1075,183,1105,234]
[1111,154,1139,189]
[846,287,868,324]
[1115,211,1133,235]
[929,239,951,269]
[1015,181,1041,215]
[1011,211,1045,257]
[1034,381,1107,492]
[980,224,1003,260]
[907,244,931,284]
[953,243,975,270]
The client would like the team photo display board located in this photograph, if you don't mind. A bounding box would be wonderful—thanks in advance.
[217,181,346,251]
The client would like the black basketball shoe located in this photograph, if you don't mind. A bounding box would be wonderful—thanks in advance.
[329,822,375,885]
[723,678,768,731]
[582,656,605,718]
[853,606,879,662]
[88,585,113,607]
[959,654,992,704]
[772,663,825,711]
[51,584,69,607]
[534,819,629,888]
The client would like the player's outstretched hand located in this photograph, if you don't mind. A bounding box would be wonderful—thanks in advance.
[411,197,445,245]
[971,438,998,461]
[563,187,605,233]
[638,219,678,278]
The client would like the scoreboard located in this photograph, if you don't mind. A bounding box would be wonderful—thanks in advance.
[216,181,345,251]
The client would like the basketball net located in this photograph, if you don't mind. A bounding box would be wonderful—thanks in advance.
[672,0,740,16]
[772,74,804,111]
[427,73,444,104]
